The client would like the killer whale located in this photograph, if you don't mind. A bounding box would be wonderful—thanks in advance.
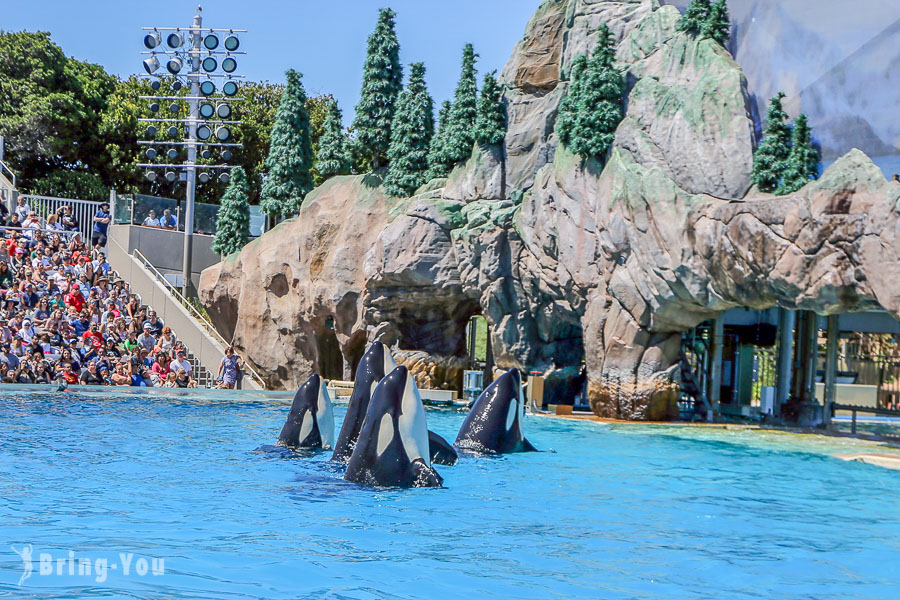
[344,366,443,488]
[331,341,457,466]
[455,368,537,454]
[331,341,397,463]
[277,373,335,450]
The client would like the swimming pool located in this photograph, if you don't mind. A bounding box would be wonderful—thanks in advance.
[1,389,899,598]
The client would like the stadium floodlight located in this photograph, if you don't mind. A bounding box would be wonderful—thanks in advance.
[165,171,177,183]
[168,102,180,114]
[146,171,158,182]
[224,34,239,51]
[167,56,184,74]
[218,172,230,184]
[143,31,161,49]
[198,172,211,183]
[221,57,237,73]
[203,34,219,49]
[221,149,233,161]
[216,103,231,119]
[199,103,214,118]
[167,125,179,136]
[171,80,183,92]
[202,57,217,72]
[145,148,158,159]
[197,125,212,140]
[222,81,238,96]
[200,149,212,160]
[215,126,231,142]
[200,80,216,96]
[167,32,184,48]
[149,102,160,113]
[167,148,178,160]
[150,80,161,91]
[143,56,160,74]
[146,125,158,136]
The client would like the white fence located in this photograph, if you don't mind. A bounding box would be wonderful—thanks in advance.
[19,194,103,244]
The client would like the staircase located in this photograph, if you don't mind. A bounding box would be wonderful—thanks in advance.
[679,325,713,420]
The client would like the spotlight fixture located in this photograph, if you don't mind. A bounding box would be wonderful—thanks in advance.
[200,80,216,96]
[222,81,238,96]
[146,125,158,136]
[143,31,161,49]
[199,103,215,118]
[165,171,177,183]
[224,34,240,51]
[215,126,232,142]
[171,80,183,92]
[150,80,161,91]
[203,34,219,49]
[167,56,183,74]
[145,148,158,159]
[167,125,179,136]
[167,148,178,160]
[216,103,231,119]
[221,149,233,161]
[218,172,231,184]
[197,125,212,141]
[198,172,211,183]
[146,171,158,182]
[221,57,237,73]
[202,57,217,72]
[149,102,160,113]
[168,102,180,114]
[167,32,184,48]
[142,56,160,74]
[200,149,212,160]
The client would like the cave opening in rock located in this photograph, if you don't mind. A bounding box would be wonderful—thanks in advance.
[316,321,344,381]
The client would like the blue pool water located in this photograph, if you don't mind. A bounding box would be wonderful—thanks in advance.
[1,390,899,599]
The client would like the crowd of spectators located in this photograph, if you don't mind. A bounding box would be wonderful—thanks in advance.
[0,196,198,388]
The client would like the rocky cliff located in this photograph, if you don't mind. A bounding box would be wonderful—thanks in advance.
[200,0,900,419]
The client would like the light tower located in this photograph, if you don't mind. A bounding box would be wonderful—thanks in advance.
[137,6,245,296]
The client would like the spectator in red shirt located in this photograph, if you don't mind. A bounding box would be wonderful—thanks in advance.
[65,284,85,312]
[82,322,104,350]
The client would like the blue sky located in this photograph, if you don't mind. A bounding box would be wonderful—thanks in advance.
[3,1,537,125]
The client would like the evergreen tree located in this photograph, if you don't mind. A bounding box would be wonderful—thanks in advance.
[751,92,791,193]
[702,0,730,46]
[425,101,454,181]
[212,167,251,256]
[678,0,712,36]
[315,99,349,181]
[351,8,403,170]
[260,69,314,219]
[473,71,507,146]
[556,24,624,160]
[441,43,479,165]
[778,114,819,195]
[384,62,435,197]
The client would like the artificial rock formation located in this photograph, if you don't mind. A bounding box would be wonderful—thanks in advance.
[200,0,900,419]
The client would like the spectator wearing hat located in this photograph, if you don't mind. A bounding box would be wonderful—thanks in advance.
[170,349,192,377]
[65,284,85,312]
[143,310,164,337]
[92,203,111,248]
[137,324,156,352]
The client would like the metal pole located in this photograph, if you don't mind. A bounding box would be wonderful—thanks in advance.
[776,308,796,417]
[182,9,201,298]
[708,316,724,420]
[0,136,4,161]
[823,315,839,428]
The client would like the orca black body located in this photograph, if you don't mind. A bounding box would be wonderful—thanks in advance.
[428,430,458,466]
[331,341,397,463]
[455,368,537,454]
[344,366,443,488]
[277,374,335,450]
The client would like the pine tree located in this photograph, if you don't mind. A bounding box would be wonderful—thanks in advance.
[441,43,479,165]
[315,99,348,181]
[212,167,251,256]
[556,24,624,160]
[259,69,315,219]
[702,0,730,46]
[778,114,819,195]
[473,71,507,146]
[425,100,454,181]
[678,0,712,36]
[351,8,403,170]
[384,62,435,197]
[752,92,791,193]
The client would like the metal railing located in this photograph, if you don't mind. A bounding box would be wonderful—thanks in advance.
[0,159,15,188]
[132,248,266,389]
[20,194,103,244]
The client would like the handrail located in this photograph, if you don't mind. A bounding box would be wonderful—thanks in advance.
[132,247,266,389]
[0,159,15,189]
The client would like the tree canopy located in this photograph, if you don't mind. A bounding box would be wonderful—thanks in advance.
[351,8,403,170]
[314,98,349,182]
[440,43,479,166]
[752,92,791,193]
[425,101,454,181]
[212,166,251,256]
[384,62,435,197]
[777,114,819,195]
[473,71,507,146]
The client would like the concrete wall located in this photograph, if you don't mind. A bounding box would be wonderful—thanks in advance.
[108,234,261,390]
[109,224,220,289]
